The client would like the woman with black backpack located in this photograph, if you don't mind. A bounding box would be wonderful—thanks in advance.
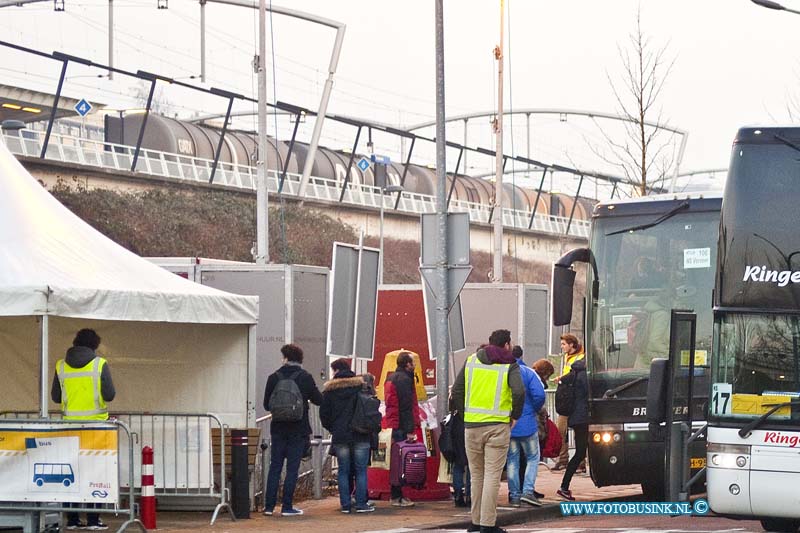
[320,358,378,514]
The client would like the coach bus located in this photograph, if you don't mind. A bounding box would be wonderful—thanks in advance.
[707,126,800,532]
[552,191,721,499]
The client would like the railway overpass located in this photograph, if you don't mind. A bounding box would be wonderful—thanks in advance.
[1,127,588,266]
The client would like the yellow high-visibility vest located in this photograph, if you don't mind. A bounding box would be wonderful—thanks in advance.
[560,350,585,378]
[56,357,109,421]
[463,354,512,424]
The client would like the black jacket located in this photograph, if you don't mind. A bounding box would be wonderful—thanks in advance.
[562,359,589,427]
[319,370,371,446]
[264,363,323,437]
[51,346,116,406]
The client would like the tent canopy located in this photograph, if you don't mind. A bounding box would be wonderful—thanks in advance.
[0,142,258,324]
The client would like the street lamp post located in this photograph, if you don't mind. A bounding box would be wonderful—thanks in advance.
[379,184,404,284]
[751,0,800,15]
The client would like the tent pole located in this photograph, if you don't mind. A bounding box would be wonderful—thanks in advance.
[39,315,49,419]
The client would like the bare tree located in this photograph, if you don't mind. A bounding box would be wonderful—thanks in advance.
[588,7,677,197]
[130,84,174,116]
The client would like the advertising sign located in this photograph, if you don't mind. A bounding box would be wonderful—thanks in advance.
[0,423,118,503]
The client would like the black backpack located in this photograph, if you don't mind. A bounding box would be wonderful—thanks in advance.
[438,412,456,463]
[555,378,576,417]
[268,370,304,422]
[350,392,383,435]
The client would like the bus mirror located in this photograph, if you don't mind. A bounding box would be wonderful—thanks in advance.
[552,264,576,326]
[646,358,670,426]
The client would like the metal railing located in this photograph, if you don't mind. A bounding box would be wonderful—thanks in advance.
[113,412,232,525]
[1,128,590,239]
[0,417,146,533]
[0,411,234,525]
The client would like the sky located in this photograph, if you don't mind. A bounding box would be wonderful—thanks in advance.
[2,0,800,194]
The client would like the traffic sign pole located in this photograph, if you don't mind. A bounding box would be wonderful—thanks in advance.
[434,0,450,422]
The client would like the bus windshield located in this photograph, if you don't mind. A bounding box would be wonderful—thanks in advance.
[711,312,800,421]
[588,208,717,393]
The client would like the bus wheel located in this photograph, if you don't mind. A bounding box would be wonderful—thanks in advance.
[640,480,664,501]
[760,518,800,532]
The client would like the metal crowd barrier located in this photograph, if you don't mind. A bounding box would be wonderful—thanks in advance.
[0,417,146,533]
[111,412,232,525]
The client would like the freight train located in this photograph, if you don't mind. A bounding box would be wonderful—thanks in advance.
[104,113,595,220]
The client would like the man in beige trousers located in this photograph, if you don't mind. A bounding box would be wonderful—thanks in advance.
[452,329,525,533]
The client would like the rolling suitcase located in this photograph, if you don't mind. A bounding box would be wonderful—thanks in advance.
[389,438,427,488]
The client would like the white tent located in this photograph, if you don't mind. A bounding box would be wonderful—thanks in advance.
[0,141,259,426]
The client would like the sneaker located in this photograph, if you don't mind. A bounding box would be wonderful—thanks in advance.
[65,523,85,531]
[340,507,351,514]
[400,496,416,507]
[263,509,274,516]
[556,488,575,501]
[467,524,481,533]
[281,508,304,516]
[86,522,109,531]
[550,462,568,471]
[509,498,521,508]
[354,505,375,513]
[533,490,544,499]
[520,493,543,507]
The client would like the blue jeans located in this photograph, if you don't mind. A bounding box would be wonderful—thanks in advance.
[452,462,471,497]
[506,432,539,500]
[335,441,371,510]
[265,432,306,511]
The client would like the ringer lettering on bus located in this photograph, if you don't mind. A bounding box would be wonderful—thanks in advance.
[764,431,800,447]
[742,265,800,287]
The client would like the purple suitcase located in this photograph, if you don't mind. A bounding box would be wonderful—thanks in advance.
[389,439,427,488]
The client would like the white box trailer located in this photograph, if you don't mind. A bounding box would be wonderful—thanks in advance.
[455,283,550,372]
[147,258,330,419]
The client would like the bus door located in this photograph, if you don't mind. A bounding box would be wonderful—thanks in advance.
[646,310,703,502]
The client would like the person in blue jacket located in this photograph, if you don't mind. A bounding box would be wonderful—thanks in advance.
[506,346,546,507]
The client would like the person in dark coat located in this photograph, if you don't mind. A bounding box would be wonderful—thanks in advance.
[51,329,115,530]
[556,358,589,501]
[383,351,421,507]
[263,344,323,517]
[319,358,375,514]
[447,394,471,508]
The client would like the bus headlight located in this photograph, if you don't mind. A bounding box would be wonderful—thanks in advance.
[707,443,750,469]
[612,433,622,442]
[593,433,602,443]
[601,433,612,443]
[729,484,740,495]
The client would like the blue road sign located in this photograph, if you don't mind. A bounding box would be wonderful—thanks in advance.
[370,154,391,165]
[74,99,92,117]
[357,157,370,172]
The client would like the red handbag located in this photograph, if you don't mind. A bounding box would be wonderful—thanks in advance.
[540,418,562,459]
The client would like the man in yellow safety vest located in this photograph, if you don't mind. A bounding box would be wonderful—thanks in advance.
[452,329,524,533]
[51,328,116,530]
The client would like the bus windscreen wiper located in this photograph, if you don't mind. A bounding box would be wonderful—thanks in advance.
[606,201,690,236]
[773,134,800,154]
[603,376,648,398]
[738,398,800,438]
